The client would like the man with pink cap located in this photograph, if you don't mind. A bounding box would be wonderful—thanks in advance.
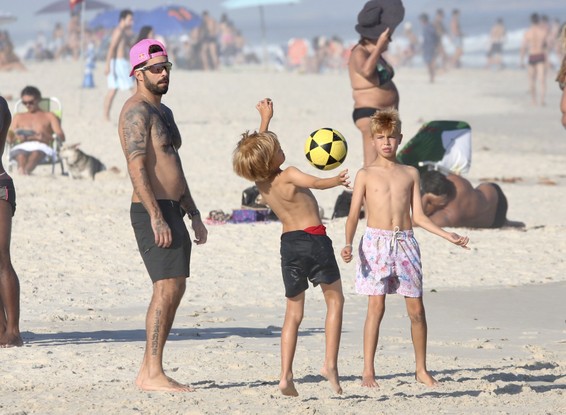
[119,39,208,392]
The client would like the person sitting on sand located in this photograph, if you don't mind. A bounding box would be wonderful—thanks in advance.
[8,86,65,175]
[233,98,350,397]
[341,108,469,388]
[420,170,525,228]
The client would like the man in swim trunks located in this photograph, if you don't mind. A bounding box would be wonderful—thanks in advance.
[420,170,525,228]
[104,9,135,121]
[349,0,404,167]
[520,13,550,106]
[0,96,22,348]
[420,13,440,83]
[8,86,65,175]
[233,98,350,397]
[341,109,469,389]
[119,39,208,392]
[486,18,506,70]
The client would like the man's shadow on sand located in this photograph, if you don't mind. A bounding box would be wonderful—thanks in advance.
[21,325,323,346]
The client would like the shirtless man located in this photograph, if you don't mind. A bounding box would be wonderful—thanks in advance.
[8,86,65,175]
[0,96,22,347]
[119,39,208,392]
[520,13,550,106]
[420,171,524,229]
[487,18,506,70]
[104,9,134,121]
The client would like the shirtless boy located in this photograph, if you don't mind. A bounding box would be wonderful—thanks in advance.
[520,13,550,106]
[233,98,349,396]
[104,9,134,121]
[341,108,469,388]
[421,170,524,228]
[8,86,65,175]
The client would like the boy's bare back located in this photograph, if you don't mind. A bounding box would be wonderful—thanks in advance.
[256,169,324,233]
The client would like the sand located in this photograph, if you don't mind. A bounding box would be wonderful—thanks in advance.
[0,60,565,414]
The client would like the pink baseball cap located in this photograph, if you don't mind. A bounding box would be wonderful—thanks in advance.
[129,38,168,76]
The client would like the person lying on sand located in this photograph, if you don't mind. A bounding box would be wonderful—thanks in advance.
[421,170,525,228]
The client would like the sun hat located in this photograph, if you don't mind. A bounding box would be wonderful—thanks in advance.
[129,38,168,76]
[355,0,405,40]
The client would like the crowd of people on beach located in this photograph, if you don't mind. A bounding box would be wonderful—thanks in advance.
[1,7,565,79]
[0,0,565,400]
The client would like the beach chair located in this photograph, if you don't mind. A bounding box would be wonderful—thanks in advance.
[6,97,65,175]
[397,120,472,175]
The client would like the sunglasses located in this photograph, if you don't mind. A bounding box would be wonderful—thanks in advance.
[136,62,173,74]
[22,100,37,106]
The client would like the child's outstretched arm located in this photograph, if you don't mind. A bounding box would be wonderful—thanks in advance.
[411,169,470,249]
[256,98,273,132]
[285,166,350,190]
[341,169,366,263]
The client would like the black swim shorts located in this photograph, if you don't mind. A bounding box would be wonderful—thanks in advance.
[130,200,192,282]
[280,230,341,298]
[0,177,16,216]
[490,183,508,228]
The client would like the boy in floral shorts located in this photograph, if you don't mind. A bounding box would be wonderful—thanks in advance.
[340,108,469,388]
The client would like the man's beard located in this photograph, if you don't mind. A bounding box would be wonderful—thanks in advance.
[143,73,169,96]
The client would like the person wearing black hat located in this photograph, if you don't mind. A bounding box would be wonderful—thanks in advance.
[348,0,405,167]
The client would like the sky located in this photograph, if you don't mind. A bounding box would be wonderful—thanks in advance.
[1,0,565,48]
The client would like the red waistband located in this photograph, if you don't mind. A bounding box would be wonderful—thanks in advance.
[304,225,326,235]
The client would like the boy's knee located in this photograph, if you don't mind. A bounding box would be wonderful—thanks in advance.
[287,310,304,325]
[328,292,345,309]
[408,309,426,324]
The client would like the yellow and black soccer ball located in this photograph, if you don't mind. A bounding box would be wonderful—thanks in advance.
[304,128,348,170]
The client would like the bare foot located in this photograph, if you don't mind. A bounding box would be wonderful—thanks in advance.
[136,372,195,392]
[416,370,438,387]
[0,333,23,348]
[279,377,299,397]
[361,372,379,388]
[321,365,343,394]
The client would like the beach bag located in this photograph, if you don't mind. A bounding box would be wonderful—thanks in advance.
[241,185,267,208]
[332,191,364,219]
[236,185,278,222]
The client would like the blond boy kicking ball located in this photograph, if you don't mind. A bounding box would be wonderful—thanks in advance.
[233,98,350,396]
[341,108,469,388]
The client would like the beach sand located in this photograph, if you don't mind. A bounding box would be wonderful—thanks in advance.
[0,61,565,414]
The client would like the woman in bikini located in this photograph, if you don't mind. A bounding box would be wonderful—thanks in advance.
[348,0,403,167]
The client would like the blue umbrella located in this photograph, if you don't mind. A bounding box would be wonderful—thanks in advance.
[88,9,122,30]
[134,5,202,37]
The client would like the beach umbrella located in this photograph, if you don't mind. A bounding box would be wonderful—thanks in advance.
[0,11,17,25]
[222,0,300,63]
[134,5,202,37]
[36,0,113,14]
[88,9,122,30]
[36,0,114,59]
